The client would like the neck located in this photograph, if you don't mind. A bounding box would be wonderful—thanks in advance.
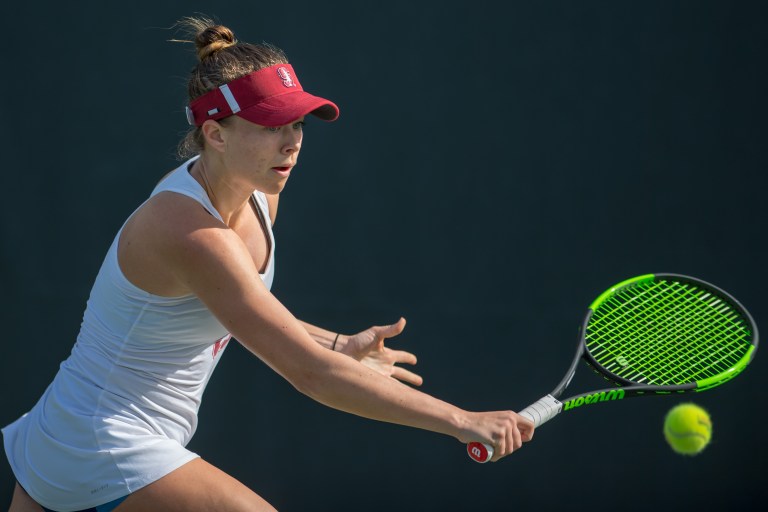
[190,154,253,225]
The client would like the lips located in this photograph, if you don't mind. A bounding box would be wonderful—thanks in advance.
[271,166,292,176]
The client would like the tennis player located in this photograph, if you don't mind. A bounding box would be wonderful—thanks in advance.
[3,17,534,512]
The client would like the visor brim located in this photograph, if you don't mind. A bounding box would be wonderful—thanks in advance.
[236,91,339,127]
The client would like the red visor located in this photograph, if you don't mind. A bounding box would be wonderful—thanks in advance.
[186,63,339,127]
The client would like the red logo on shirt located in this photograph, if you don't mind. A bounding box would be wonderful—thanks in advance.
[212,334,232,359]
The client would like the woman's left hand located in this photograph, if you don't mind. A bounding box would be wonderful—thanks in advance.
[339,318,423,386]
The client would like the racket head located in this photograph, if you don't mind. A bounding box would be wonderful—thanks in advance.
[580,273,758,393]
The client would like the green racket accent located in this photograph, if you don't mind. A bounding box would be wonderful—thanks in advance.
[588,274,656,311]
[584,276,755,389]
[695,344,755,390]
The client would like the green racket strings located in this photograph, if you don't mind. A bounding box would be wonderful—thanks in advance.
[586,279,754,388]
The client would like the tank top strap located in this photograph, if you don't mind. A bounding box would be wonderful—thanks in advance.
[150,156,224,223]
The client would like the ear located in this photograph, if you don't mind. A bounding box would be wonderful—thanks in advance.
[201,119,227,153]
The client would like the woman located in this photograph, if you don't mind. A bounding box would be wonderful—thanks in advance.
[3,18,534,512]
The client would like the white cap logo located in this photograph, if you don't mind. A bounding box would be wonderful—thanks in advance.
[277,67,296,88]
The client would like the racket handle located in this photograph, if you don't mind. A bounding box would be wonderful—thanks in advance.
[466,394,563,463]
[519,394,562,427]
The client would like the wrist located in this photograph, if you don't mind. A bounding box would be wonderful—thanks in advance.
[334,334,350,353]
[451,409,474,443]
[330,332,350,353]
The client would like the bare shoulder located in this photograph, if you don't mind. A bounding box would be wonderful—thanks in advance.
[130,191,222,232]
[119,191,245,297]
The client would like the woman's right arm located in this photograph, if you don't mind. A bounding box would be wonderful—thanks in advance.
[148,195,534,460]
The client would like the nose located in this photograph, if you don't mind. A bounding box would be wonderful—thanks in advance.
[282,129,302,155]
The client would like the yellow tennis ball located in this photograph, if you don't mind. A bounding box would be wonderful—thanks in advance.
[663,403,712,455]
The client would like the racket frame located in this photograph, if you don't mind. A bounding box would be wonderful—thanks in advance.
[467,273,758,463]
[579,273,758,396]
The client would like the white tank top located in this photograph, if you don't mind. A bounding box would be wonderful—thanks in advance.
[2,157,275,511]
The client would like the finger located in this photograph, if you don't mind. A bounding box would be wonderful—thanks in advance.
[391,367,423,386]
[517,413,535,431]
[373,317,406,339]
[389,349,418,366]
[511,424,523,452]
[504,426,515,458]
[516,414,535,442]
[520,423,535,442]
[492,437,507,462]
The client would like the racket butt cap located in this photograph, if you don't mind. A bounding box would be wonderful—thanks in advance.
[467,442,493,463]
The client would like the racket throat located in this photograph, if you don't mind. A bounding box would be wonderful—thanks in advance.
[561,389,626,412]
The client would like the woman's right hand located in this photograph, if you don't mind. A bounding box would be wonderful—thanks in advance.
[459,410,535,461]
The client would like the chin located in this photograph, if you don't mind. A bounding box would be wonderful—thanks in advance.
[262,181,287,195]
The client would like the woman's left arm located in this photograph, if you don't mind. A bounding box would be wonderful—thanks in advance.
[300,319,423,387]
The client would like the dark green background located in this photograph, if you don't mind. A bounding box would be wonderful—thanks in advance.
[2,1,766,510]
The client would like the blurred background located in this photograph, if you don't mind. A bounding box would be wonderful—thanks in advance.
[1,1,766,510]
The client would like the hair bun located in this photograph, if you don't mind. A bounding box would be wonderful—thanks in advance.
[195,25,237,61]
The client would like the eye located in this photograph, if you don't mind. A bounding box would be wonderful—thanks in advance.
[292,121,306,130]
[265,126,280,133]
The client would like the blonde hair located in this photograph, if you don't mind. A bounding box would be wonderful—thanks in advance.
[174,16,289,158]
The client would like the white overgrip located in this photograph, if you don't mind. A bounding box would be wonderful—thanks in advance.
[466,394,563,462]
[518,394,563,427]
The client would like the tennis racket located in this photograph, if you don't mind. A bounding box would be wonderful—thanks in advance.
[467,273,758,463]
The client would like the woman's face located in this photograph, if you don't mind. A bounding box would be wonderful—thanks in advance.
[214,115,305,195]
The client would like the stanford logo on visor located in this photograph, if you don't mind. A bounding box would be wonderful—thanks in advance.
[277,67,296,88]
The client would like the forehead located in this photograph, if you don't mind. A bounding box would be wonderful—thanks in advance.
[230,114,306,128]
